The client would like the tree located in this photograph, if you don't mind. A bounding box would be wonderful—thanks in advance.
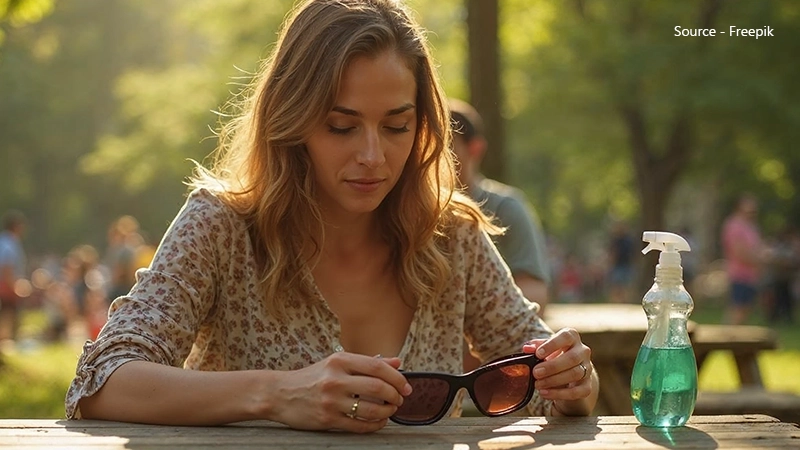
[466,0,504,181]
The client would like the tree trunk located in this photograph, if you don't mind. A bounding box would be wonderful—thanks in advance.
[466,0,504,181]
[621,102,692,295]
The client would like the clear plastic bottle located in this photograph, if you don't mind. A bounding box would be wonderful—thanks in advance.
[630,231,697,427]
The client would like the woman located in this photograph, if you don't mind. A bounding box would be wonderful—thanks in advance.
[67,0,599,433]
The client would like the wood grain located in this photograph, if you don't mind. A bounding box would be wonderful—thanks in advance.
[1,415,797,449]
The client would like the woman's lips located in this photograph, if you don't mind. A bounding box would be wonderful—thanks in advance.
[345,178,384,193]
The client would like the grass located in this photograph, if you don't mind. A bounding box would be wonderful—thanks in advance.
[692,300,800,394]
[0,342,79,419]
[0,303,798,418]
[699,351,800,394]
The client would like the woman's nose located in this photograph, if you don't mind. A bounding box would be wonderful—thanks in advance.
[355,129,386,168]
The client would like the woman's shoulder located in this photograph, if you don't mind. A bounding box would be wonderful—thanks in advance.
[174,188,248,234]
[442,208,490,257]
[183,188,237,217]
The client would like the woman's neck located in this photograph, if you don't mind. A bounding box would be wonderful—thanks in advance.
[300,206,383,263]
[322,218,382,258]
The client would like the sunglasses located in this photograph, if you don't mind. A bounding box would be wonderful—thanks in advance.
[390,352,542,425]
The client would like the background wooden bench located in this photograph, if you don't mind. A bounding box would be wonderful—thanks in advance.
[692,324,778,387]
[691,324,800,425]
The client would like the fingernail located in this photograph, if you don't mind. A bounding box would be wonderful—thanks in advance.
[536,348,546,358]
[539,389,549,396]
[403,383,413,396]
[534,367,545,377]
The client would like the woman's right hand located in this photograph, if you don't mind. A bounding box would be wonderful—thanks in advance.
[264,352,412,433]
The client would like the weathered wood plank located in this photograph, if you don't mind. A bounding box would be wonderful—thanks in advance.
[2,434,799,450]
[0,415,796,449]
[0,415,782,438]
[3,420,793,439]
[0,413,777,428]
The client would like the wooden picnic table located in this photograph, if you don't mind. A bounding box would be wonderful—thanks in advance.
[2,415,797,448]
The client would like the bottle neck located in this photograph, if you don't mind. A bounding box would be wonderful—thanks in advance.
[654,264,683,286]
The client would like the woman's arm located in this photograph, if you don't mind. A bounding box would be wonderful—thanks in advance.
[79,353,411,432]
[78,360,270,425]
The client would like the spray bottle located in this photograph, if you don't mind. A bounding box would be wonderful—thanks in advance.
[630,231,697,427]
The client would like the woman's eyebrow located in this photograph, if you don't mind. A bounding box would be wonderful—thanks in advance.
[331,103,416,118]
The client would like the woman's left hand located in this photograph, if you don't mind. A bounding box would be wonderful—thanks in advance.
[522,327,598,416]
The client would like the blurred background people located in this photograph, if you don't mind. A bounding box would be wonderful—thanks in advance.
[607,220,635,303]
[449,99,551,372]
[557,252,584,303]
[763,226,798,325]
[721,194,764,325]
[0,210,27,344]
[104,215,142,301]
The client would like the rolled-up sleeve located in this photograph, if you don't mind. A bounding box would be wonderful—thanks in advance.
[65,189,229,419]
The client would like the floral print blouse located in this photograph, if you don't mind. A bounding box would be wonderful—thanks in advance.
[66,189,554,419]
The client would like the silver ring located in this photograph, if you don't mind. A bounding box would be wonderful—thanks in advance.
[578,362,588,381]
[347,397,361,419]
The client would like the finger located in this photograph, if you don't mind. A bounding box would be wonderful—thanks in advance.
[538,379,593,401]
[532,328,580,360]
[345,374,407,407]
[521,339,546,357]
[535,362,592,390]
[339,354,412,398]
[378,357,402,370]
[341,396,398,422]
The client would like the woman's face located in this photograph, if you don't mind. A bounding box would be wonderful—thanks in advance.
[306,51,417,220]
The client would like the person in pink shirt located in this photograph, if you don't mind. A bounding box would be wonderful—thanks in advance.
[721,194,764,325]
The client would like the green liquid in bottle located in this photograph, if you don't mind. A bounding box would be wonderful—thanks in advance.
[631,345,697,427]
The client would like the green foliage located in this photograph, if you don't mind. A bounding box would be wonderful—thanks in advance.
[0,0,53,45]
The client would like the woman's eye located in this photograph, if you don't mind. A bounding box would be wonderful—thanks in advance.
[386,125,410,134]
[328,125,354,135]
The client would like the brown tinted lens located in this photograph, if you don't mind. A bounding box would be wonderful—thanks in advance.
[392,377,450,422]
[473,363,531,414]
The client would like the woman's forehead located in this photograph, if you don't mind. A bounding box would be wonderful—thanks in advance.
[332,52,417,115]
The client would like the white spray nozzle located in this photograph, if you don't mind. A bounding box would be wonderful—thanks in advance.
[642,231,691,255]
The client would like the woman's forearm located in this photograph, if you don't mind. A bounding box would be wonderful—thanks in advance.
[78,360,275,425]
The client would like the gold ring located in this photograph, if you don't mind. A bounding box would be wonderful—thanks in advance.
[347,397,361,419]
[578,362,588,381]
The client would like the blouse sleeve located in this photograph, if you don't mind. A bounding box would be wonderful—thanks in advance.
[65,189,232,419]
[459,222,556,416]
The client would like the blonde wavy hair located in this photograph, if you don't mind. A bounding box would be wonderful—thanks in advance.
[191,0,497,313]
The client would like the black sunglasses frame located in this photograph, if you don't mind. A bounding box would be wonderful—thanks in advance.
[390,352,542,426]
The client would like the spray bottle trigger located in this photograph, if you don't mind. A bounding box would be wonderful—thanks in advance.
[641,241,665,255]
